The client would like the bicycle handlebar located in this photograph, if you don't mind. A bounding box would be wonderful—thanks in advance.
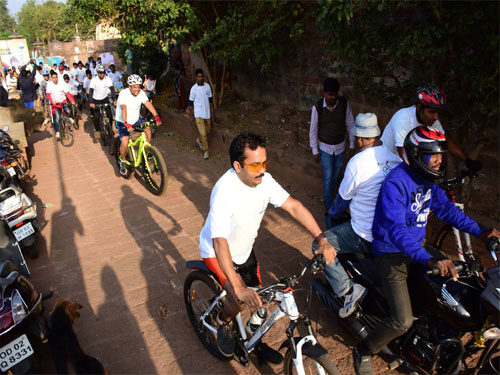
[440,169,477,188]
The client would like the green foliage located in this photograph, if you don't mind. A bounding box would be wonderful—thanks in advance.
[316,0,499,126]
[0,0,16,35]
[115,39,168,77]
[16,0,95,48]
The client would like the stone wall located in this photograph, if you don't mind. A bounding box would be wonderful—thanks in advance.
[48,39,123,70]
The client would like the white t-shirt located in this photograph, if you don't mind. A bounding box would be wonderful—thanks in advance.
[380,105,445,158]
[189,82,212,119]
[107,71,123,83]
[90,67,97,76]
[89,76,113,100]
[74,68,86,83]
[65,78,79,95]
[46,81,69,103]
[199,169,290,264]
[57,70,71,81]
[338,145,401,242]
[83,77,91,92]
[116,88,149,124]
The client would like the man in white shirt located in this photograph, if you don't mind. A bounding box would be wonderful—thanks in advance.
[187,68,214,159]
[89,64,115,141]
[314,113,400,318]
[115,74,161,175]
[82,69,92,94]
[56,64,70,81]
[380,84,481,172]
[200,131,336,359]
[106,64,123,89]
[45,71,74,140]
[90,61,97,77]
[309,78,355,220]
[74,61,87,85]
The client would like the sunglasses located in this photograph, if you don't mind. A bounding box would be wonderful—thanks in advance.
[241,160,268,173]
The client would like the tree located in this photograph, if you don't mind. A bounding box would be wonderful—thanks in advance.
[0,0,16,38]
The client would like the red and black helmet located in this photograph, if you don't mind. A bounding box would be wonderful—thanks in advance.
[403,126,448,184]
[416,84,447,109]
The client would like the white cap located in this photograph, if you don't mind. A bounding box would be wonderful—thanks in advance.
[353,113,380,138]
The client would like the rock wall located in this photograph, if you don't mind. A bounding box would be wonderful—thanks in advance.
[48,39,123,69]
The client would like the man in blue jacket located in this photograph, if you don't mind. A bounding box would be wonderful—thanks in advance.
[352,126,500,375]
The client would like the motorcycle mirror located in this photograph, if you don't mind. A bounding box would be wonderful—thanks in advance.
[2,126,8,132]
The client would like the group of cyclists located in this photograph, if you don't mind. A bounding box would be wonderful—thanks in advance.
[198,80,499,374]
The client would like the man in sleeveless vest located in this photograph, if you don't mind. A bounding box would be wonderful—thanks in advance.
[309,78,354,223]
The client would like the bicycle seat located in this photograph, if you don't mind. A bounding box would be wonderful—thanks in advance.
[186,260,221,284]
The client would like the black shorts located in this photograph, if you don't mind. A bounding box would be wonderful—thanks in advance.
[233,251,261,288]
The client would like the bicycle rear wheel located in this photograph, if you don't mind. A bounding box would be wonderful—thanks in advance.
[184,271,230,361]
[72,106,80,130]
[142,145,167,196]
[104,119,115,155]
[284,347,340,375]
[60,121,74,147]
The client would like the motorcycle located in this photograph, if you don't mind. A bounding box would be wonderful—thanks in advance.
[0,167,39,259]
[311,238,500,375]
[0,219,51,374]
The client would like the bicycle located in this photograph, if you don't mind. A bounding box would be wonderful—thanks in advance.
[49,103,74,147]
[432,169,479,261]
[184,254,341,375]
[95,102,115,154]
[113,122,167,196]
[69,102,80,130]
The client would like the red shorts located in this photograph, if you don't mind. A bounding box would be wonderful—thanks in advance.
[203,251,262,288]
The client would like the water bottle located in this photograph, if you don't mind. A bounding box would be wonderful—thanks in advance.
[246,307,267,335]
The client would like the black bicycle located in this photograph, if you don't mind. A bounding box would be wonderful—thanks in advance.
[95,102,115,154]
[50,103,74,147]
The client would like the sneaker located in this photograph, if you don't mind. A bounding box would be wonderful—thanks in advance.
[196,138,203,150]
[216,312,235,357]
[339,283,367,318]
[352,345,372,375]
[255,342,283,365]
[119,160,128,175]
[55,132,60,140]
[203,151,210,159]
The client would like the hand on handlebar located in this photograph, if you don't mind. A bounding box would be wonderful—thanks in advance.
[427,257,458,281]
[235,287,262,312]
[124,122,132,129]
[154,115,162,125]
[465,157,482,173]
[315,238,337,265]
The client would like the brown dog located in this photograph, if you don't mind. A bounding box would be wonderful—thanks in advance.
[47,298,107,374]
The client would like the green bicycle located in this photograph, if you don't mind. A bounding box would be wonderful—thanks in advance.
[114,122,168,196]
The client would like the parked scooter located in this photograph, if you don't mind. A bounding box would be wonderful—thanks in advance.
[311,238,500,375]
[0,219,51,374]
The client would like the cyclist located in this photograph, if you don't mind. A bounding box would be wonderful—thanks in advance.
[380,84,482,171]
[38,69,51,126]
[115,74,161,175]
[46,71,74,140]
[313,113,401,318]
[56,63,70,82]
[199,131,336,360]
[89,64,115,141]
[352,126,500,375]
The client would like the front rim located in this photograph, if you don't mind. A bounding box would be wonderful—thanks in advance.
[143,146,167,195]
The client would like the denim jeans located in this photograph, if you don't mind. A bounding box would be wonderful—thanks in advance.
[52,104,71,132]
[320,150,345,210]
[312,222,372,297]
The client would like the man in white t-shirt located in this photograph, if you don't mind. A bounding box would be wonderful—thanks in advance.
[74,61,87,84]
[56,64,71,81]
[380,84,481,172]
[89,64,115,141]
[187,68,214,159]
[200,132,336,359]
[314,113,400,318]
[107,64,123,90]
[45,71,74,140]
[115,74,161,175]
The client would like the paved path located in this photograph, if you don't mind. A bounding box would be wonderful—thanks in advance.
[27,114,396,374]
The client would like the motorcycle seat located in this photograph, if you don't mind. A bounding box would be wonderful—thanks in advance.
[0,260,19,278]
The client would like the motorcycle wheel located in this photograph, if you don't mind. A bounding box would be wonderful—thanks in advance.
[283,347,341,375]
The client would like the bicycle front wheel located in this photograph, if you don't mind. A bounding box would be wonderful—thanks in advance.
[184,271,230,361]
[72,106,80,130]
[142,145,167,196]
[284,347,340,375]
[60,122,74,147]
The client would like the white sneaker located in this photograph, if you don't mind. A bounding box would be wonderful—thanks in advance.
[55,132,60,140]
[203,151,209,159]
[339,283,367,318]
[196,138,203,150]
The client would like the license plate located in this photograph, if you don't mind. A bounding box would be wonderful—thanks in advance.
[13,222,34,241]
[7,167,16,177]
[0,334,34,371]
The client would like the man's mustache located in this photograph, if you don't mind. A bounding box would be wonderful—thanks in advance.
[256,174,264,178]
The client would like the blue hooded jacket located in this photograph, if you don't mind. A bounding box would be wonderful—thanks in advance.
[372,163,483,264]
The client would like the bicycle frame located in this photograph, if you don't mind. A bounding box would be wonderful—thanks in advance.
[127,131,155,173]
[199,288,325,375]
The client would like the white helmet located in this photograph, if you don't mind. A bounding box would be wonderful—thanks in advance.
[96,64,106,73]
[127,74,142,86]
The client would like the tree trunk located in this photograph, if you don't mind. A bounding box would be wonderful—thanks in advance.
[218,59,226,107]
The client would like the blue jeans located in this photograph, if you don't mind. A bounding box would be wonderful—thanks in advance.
[52,104,71,132]
[320,150,345,210]
[312,222,372,297]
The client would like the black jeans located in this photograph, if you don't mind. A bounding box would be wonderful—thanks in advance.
[91,99,113,132]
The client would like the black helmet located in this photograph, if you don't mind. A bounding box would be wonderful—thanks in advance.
[403,126,448,184]
[416,84,447,109]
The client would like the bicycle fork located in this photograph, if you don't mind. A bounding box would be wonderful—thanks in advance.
[452,203,473,261]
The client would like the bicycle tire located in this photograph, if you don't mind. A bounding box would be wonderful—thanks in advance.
[105,120,115,155]
[72,106,80,130]
[114,138,132,179]
[60,122,74,147]
[184,270,231,362]
[142,145,168,196]
[283,347,341,375]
